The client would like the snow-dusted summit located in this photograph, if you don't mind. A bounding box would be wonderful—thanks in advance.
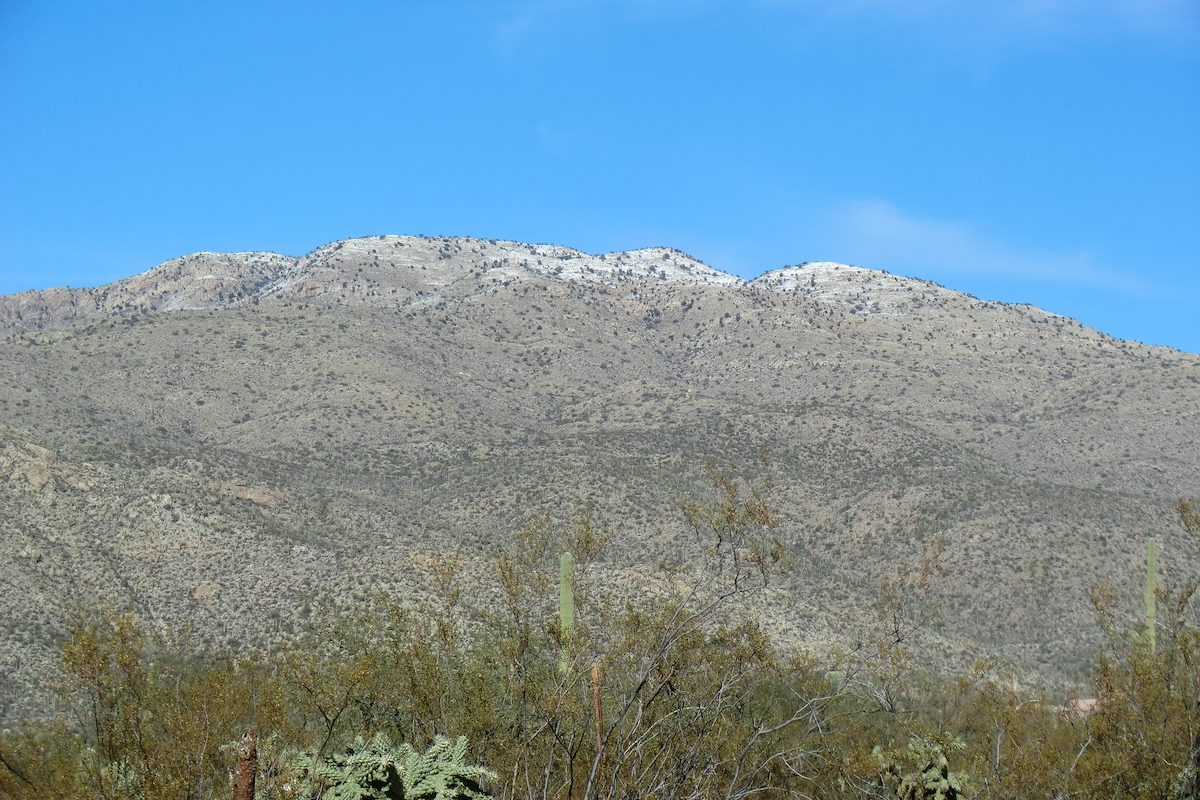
[1,235,988,333]
[752,261,965,316]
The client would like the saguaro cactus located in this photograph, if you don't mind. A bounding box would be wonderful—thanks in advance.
[560,551,574,674]
[1144,537,1158,655]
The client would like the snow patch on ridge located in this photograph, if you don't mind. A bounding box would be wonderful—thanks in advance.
[753,261,966,315]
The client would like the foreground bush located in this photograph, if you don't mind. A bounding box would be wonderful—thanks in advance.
[1,485,1196,799]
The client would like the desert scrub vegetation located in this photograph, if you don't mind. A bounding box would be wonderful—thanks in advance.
[1,484,1198,800]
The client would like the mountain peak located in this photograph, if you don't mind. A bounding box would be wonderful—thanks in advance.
[750,260,966,316]
[0,234,1093,335]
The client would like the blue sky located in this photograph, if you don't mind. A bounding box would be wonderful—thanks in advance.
[2,0,1197,351]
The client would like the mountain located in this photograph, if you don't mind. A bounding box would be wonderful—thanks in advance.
[2,235,1197,720]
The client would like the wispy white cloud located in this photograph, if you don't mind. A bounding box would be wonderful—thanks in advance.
[827,199,1142,291]
[1008,0,1197,36]
[760,0,1198,34]
[492,0,1197,57]
[491,0,719,54]
[760,0,1198,69]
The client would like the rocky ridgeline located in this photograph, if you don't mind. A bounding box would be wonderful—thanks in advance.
[1,235,1000,334]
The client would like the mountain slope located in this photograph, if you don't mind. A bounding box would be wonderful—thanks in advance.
[1,235,1197,720]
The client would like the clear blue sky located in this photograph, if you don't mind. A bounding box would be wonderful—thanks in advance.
[2,1,1197,351]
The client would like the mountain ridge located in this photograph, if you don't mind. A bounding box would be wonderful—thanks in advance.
[1,233,1197,721]
[3,234,1127,347]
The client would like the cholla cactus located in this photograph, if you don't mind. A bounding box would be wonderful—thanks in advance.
[400,735,495,800]
[876,734,967,800]
[290,733,495,800]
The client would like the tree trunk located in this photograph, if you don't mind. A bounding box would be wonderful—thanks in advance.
[233,730,257,800]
